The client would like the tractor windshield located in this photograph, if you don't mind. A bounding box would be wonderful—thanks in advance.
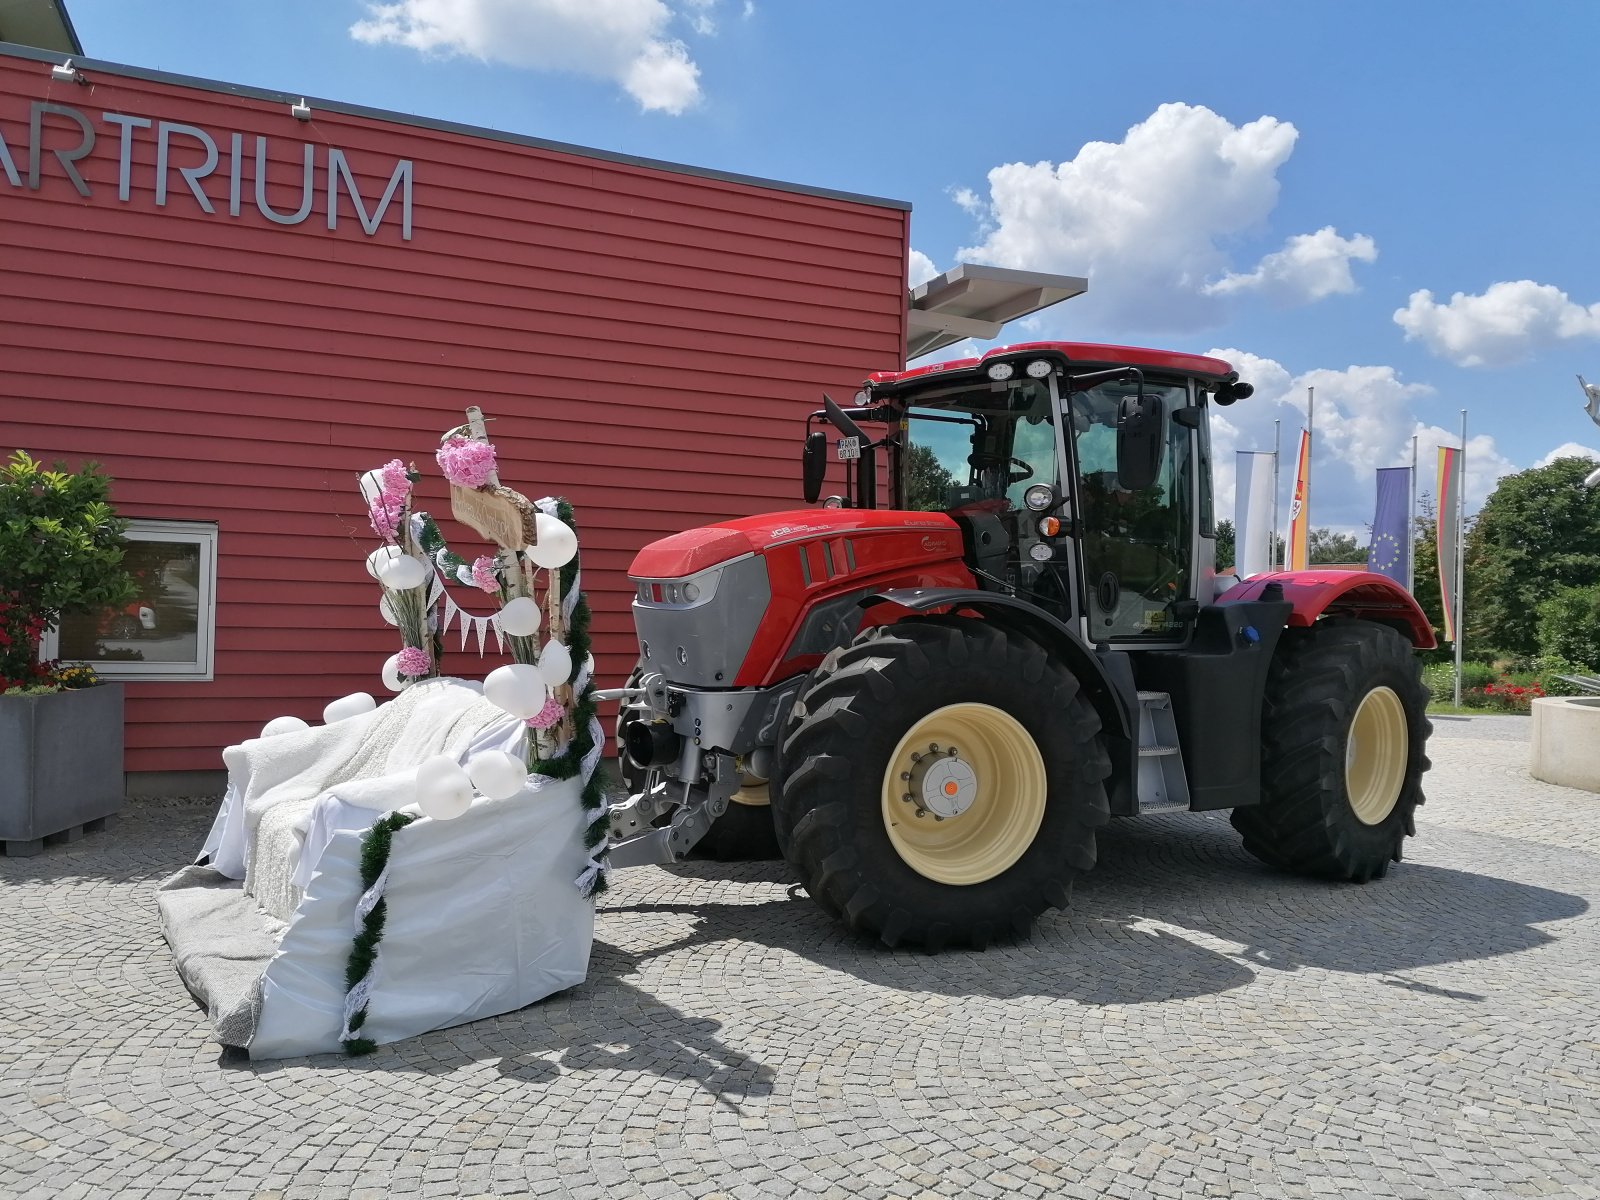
[900,378,1060,514]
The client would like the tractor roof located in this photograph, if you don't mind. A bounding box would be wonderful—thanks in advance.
[869,342,1237,391]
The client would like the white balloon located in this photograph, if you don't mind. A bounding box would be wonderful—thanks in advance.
[415,754,473,820]
[495,595,541,638]
[525,514,577,569]
[323,692,377,724]
[378,595,399,626]
[260,715,309,738]
[467,750,528,800]
[483,663,548,718]
[365,544,405,579]
[537,640,572,687]
[381,653,408,693]
[358,470,385,505]
[378,554,427,591]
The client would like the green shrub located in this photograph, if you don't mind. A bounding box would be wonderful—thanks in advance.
[1423,662,1456,703]
[1536,584,1600,670]
[0,450,136,686]
[1460,661,1497,691]
[1530,654,1594,697]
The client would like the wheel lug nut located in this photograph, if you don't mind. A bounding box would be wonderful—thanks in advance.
[910,752,922,764]
[947,747,958,757]
[929,743,940,753]
[933,813,944,821]
[914,809,925,818]
[900,772,912,781]
[901,793,914,804]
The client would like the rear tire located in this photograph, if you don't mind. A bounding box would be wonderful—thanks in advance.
[772,619,1111,950]
[1231,618,1431,881]
[613,663,781,862]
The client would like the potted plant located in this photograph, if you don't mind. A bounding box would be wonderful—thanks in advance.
[1,451,138,855]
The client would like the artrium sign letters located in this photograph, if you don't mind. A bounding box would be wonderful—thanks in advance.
[0,99,415,240]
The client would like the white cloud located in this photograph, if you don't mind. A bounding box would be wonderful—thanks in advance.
[1203,348,1517,539]
[1393,280,1600,367]
[1536,442,1600,467]
[682,0,716,35]
[952,103,1372,332]
[1205,226,1377,303]
[350,0,707,114]
[908,249,939,288]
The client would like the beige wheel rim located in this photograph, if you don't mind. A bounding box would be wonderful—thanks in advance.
[1346,686,1408,825]
[880,703,1047,885]
[729,783,770,807]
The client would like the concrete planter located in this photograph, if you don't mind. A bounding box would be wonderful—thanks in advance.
[1529,695,1600,794]
[0,683,125,855]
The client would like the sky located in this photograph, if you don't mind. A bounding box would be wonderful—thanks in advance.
[61,0,1600,537]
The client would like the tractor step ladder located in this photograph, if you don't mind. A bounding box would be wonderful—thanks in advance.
[1135,691,1191,813]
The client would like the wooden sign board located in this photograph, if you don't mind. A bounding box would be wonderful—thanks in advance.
[451,484,536,550]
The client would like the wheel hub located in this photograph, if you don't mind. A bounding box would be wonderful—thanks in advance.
[880,703,1047,886]
[902,744,977,819]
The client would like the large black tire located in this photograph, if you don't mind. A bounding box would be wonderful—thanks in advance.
[1231,618,1431,881]
[613,664,781,862]
[772,619,1111,950]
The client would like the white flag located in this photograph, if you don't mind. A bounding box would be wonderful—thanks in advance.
[1235,451,1276,579]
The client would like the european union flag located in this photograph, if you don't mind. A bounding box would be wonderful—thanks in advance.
[1366,467,1410,585]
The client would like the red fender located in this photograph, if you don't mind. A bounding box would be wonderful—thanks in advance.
[1220,570,1437,650]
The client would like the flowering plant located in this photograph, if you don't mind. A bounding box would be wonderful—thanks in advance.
[0,452,136,688]
[436,436,498,489]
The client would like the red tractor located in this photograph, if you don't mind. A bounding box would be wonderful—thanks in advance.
[604,342,1434,950]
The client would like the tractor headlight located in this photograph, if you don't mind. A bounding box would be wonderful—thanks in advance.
[1024,484,1056,511]
[1025,359,1053,378]
[986,362,1014,382]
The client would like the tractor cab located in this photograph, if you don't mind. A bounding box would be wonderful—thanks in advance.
[803,343,1253,648]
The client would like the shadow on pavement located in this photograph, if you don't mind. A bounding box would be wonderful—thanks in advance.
[608,811,1588,1008]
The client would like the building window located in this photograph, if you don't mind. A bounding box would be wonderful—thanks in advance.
[42,520,218,680]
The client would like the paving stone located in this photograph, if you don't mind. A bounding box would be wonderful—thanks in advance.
[2,728,1597,1198]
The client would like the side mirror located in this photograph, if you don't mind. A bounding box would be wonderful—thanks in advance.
[802,431,827,503]
[1116,390,1165,491]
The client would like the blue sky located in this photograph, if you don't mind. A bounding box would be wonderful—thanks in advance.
[63,0,1600,533]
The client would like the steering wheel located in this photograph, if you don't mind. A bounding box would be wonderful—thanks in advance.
[970,454,1035,484]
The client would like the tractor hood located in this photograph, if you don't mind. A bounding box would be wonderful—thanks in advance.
[629,509,962,579]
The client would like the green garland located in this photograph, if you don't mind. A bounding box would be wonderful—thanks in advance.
[342,811,416,1057]
[531,499,609,896]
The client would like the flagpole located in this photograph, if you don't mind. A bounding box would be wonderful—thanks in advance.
[1408,434,1418,592]
[1305,387,1315,553]
[1453,411,1467,706]
[1272,419,1281,570]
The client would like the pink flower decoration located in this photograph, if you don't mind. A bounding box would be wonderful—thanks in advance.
[525,696,564,730]
[436,436,497,489]
[368,495,404,540]
[396,646,431,677]
[380,458,410,495]
[470,555,500,593]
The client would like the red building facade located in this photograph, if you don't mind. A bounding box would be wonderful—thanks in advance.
[0,44,911,776]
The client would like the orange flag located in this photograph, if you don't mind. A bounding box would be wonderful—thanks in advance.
[1287,429,1311,571]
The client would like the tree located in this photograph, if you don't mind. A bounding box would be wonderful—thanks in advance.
[1536,584,1600,669]
[1215,519,1235,571]
[903,444,956,511]
[1309,528,1362,565]
[1214,518,1284,573]
[0,451,137,684]
[1465,457,1600,657]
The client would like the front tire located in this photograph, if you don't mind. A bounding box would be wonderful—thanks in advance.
[1231,618,1431,881]
[772,619,1111,950]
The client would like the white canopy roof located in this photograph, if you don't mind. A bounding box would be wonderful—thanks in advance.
[906,264,1088,363]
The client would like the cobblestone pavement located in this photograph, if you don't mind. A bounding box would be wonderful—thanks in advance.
[3,718,1597,1200]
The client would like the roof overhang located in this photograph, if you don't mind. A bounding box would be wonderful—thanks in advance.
[906,263,1088,363]
[0,0,82,55]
